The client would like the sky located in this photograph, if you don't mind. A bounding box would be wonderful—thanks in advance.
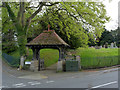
[102,0,120,31]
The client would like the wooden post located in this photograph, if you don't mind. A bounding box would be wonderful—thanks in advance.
[38,49,41,71]
[32,47,36,60]
[36,49,40,60]
[58,48,61,61]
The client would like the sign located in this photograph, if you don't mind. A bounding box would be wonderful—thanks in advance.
[25,61,31,65]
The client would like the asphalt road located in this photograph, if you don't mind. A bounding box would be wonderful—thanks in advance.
[2,67,119,89]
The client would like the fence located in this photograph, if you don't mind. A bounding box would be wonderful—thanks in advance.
[2,53,20,67]
[81,56,118,69]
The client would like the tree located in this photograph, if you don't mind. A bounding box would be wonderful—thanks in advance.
[2,2,59,57]
[2,7,18,53]
[27,2,110,48]
[111,27,120,47]
[2,2,110,60]
[97,29,114,46]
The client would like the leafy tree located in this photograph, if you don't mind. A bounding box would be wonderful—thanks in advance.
[97,29,114,46]
[27,2,110,48]
[2,7,18,53]
[111,27,120,47]
[2,2,59,57]
[2,2,110,60]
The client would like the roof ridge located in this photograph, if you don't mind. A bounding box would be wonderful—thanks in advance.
[27,30,69,46]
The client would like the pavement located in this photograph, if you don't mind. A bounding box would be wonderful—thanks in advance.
[2,60,120,80]
[2,60,120,89]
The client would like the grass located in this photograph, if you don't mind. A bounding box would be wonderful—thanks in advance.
[40,49,59,67]
[7,48,59,67]
[75,48,118,69]
[3,47,118,69]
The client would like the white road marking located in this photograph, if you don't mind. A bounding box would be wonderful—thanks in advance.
[14,85,26,88]
[91,81,117,89]
[14,83,24,86]
[46,81,55,83]
[28,81,41,86]
[13,83,26,88]
[31,82,41,85]
[28,81,37,84]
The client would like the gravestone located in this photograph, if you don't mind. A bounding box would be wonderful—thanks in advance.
[115,46,118,48]
[103,45,105,48]
[114,42,118,48]
[95,46,100,49]
[100,46,102,49]
[105,42,108,48]
[110,43,114,48]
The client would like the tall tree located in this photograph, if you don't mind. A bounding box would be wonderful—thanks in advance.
[27,2,110,48]
[2,2,110,60]
[2,2,59,57]
[97,29,114,46]
[2,7,18,53]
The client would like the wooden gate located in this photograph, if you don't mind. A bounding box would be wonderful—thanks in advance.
[38,58,44,71]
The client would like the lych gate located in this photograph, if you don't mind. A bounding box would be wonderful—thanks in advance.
[26,25,69,71]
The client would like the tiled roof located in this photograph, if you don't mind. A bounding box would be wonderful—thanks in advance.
[27,30,69,46]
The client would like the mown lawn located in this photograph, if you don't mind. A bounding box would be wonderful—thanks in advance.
[4,47,118,69]
[9,48,59,67]
[75,48,118,69]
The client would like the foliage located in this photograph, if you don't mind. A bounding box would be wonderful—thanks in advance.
[2,2,110,56]
[96,27,119,47]
[27,2,109,48]
[97,29,114,46]
[111,27,120,47]
[2,7,18,53]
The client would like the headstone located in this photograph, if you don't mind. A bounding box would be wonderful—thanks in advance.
[103,45,105,48]
[90,46,94,48]
[115,46,118,48]
[110,43,114,48]
[57,61,63,72]
[105,42,108,48]
[100,46,102,49]
[114,42,118,48]
[95,46,100,49]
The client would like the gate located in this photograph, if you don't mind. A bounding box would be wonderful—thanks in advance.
[38,58,44,71]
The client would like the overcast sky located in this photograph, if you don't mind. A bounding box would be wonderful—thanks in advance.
[103,0,120,31]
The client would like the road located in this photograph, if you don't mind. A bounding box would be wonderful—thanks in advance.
[2,68,119,89]
[1,61,119,89]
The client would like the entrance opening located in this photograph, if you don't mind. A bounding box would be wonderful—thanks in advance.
[40,48,59,68]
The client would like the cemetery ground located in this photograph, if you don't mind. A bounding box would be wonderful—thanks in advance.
[4,47,118,70]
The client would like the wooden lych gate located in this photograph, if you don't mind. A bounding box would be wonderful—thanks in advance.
[26,25,69,71]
